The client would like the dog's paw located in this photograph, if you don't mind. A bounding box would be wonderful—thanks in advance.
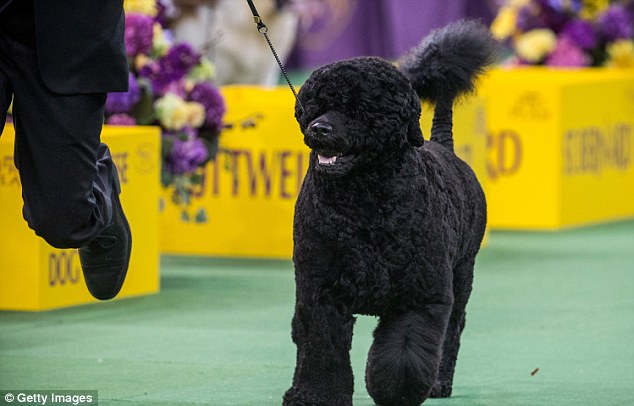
[429,381,453,398]
[283,386,352,406]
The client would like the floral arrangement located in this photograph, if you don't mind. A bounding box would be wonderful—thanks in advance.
[491,0,634,67]
[108,0,226,209]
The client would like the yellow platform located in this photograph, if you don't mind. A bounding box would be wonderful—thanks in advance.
[161,86,487,259]
[0,124,161,311]
[482,68,634,229]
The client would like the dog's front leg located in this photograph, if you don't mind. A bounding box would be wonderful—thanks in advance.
[283,296,356,406]
[365,303,453,406]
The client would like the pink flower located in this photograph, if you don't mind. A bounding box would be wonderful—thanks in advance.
[106,114,137,126]
[546,37,589,67]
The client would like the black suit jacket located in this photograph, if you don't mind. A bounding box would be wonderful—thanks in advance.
[34,0,128,94]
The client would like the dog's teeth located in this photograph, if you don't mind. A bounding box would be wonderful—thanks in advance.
[318,155,337,165]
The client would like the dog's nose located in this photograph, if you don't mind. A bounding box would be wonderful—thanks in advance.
[311,122,333,137]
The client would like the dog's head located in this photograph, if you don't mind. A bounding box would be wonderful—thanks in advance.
[295,57,423,178]
[294,21,499,179]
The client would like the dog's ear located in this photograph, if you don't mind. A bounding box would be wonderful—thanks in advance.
[404,86,424,147]
[407,121,424,147]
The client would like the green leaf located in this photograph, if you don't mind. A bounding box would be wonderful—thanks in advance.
[190,172,204,185]
[131,78,156,125]
[195,208,208,223]
[162,136,174,159]
[180,210,190,222]
[201,134,220,161]
[161,169,173,188]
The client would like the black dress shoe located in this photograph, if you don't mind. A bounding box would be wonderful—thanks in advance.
[79,164,132,300]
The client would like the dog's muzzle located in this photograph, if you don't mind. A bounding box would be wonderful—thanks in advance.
[307,122,339,165]
[305,119,356,175]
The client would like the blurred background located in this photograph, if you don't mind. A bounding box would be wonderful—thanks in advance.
[168,0,502,86]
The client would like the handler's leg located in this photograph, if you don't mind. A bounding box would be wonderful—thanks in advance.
[0,59,11,133]
[0,30,131,300]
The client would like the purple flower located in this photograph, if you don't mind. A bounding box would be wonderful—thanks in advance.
[169,44,200,70]
[189,82,226,132]
[562,19,596,49]
[161,44,201,82]
[138,60,163,93]
[162,29,176,46]
[145,44,201,95]
[533,0,570,32]
[546,36,588,67]
[627,1,634,19]
[156,0,178,27]
[160,81,188,99]
[105,73,141,114]
[517,6,542,32]
[546,0,582,13]
[125,14,154,57]
[165,136,209,174]
[597,5,633,42]
[138,61,175,96]
[106,114,137,126]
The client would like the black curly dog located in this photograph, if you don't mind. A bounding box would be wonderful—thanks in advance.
[284,21,498,406]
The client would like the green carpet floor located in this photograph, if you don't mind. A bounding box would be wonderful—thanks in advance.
[1,220,633,405]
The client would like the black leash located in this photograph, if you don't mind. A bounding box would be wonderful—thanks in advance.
[245,0,305,113]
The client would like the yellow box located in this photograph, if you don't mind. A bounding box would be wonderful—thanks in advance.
[420,96,488,194]
[482,68,634,229]
[0,124,161,311]
[161,86,487,259]
[160,87,307,259]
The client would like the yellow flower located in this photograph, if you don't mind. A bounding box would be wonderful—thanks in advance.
[155,94,189,131]
[605,40,634,68]
[183,79,196,94]
[124,0,157,17]
[186,102,206,129]
[134,54,151,71]
[580,0,610,19]
[514,29,557,63]
[491,6,518,40]
[152,23,170,56]
[508,0,531,7]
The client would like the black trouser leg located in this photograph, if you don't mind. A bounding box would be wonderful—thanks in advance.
[0,31,116,248]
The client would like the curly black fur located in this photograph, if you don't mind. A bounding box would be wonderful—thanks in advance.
[284,20,496,406]
[398,19,499,104]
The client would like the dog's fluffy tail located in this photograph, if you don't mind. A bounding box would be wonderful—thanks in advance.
[398,20,498,150]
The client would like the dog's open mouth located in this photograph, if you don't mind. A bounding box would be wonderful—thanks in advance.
[314,150,356,176]
[316,150,353,167]
[317,152,340,166]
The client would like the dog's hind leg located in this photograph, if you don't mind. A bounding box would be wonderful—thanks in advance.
[430,258,475,398]
[365,304,452,406]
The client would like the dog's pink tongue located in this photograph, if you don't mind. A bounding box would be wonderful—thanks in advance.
[318,155,337,165]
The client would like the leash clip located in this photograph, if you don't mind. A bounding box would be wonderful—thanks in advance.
[245,0,305,113]
[253,16,269,33]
